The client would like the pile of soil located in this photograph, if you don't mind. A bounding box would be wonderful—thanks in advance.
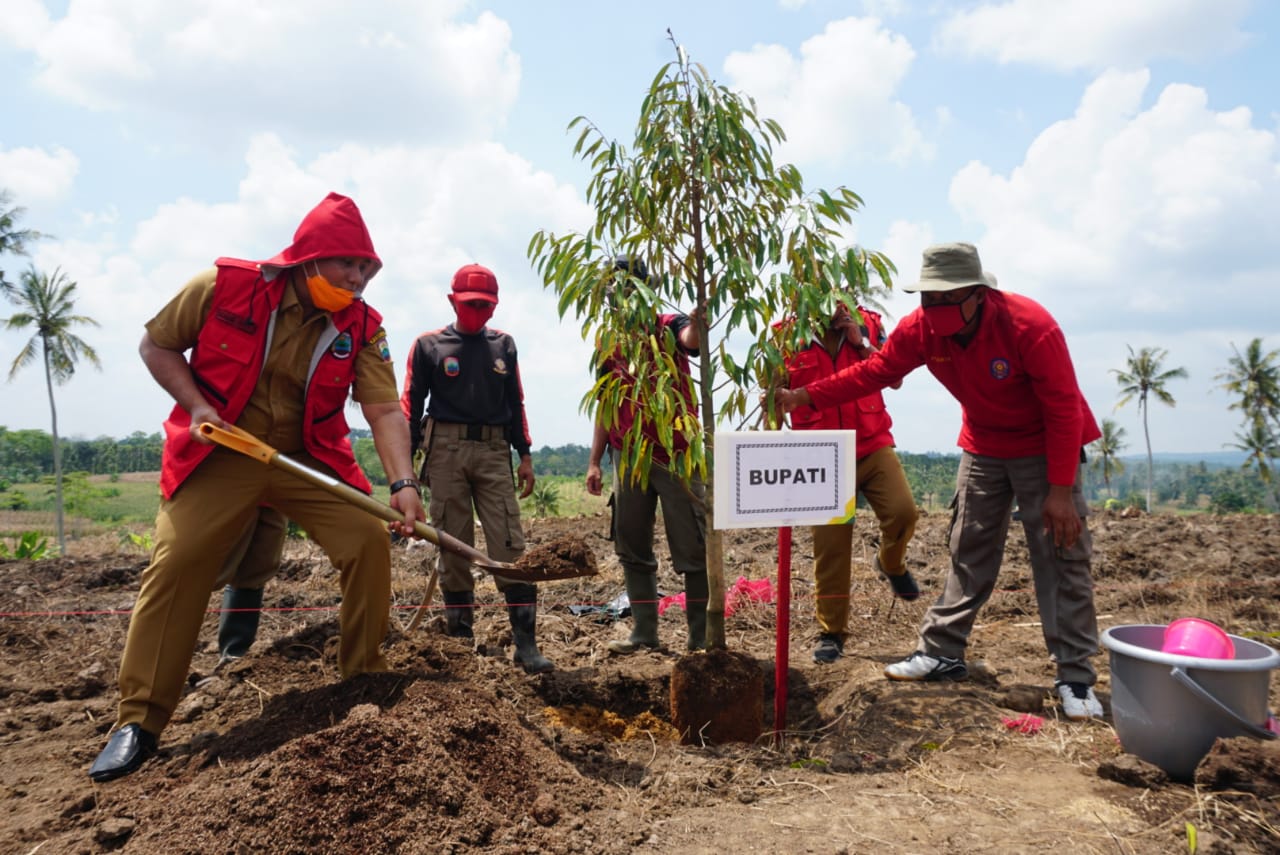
[1,509,1278,853]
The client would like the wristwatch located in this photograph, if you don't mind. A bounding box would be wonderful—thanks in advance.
[389,478,422,497]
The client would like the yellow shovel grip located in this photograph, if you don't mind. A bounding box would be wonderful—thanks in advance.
[197,422,277,464]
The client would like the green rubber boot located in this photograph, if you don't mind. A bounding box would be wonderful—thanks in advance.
[218,586,264,662]
[607,569,661,655]
[505,584,554,674]
[684,571,709,651]
[442,590,475,639]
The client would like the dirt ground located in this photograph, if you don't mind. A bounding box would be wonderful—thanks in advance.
[2,506,1279,854]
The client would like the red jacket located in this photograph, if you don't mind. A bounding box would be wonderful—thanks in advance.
[158,269,382,499]
[600,313,699,466]
[805,290,1099,486]
[785,308,895,460]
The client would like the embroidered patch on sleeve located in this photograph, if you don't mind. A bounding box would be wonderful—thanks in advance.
[370,329,393,362]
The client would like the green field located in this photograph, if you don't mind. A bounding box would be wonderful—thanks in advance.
[0,471,609,548]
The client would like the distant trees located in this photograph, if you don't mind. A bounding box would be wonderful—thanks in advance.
[2,267,101,553]
[1113,345,1188,513]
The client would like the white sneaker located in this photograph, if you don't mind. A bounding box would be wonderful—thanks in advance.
[1056,682,1104,720]
[884,651,968,682]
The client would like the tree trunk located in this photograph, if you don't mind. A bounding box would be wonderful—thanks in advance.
[43,344,66,554]
[1142,403,1153,513]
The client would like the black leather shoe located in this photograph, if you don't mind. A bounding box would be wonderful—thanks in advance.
[88,724,157,783]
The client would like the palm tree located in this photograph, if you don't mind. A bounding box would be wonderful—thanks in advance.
[2,266,101,553]
[1216,338,1280,432]
[1088,418,1127,496]
[1227,421,1279,484]
[0,190,42,288]
[1112,345,1188,512]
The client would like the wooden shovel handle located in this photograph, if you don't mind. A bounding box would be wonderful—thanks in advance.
[196,422,516,572]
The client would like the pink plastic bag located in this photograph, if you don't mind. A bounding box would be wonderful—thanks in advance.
[725,575,774,617]
[1001,714,1045,735]
[656,576,775,617]
[657,592,685,616]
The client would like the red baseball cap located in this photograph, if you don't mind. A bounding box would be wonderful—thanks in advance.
[450,264,499,303]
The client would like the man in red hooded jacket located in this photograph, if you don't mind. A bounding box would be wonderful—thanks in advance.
[89,193,426,783]
[783,299,920,665]
[775,243,1105,721]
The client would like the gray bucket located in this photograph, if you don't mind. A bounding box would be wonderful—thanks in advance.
[1101,624,1280,781]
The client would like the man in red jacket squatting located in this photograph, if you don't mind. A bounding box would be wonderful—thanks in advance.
[89,193,427,782]
[775,242,1105,721]
[783,300,920,665]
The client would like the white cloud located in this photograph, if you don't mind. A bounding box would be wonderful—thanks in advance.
[948,67,1280,334]
[12,2,519,146]
[929,67,1279,456]
[0,0,51,49]
[723,17,930,165]
[2,133,599,447]
[936,0,1251,72]
[0,145,79,203]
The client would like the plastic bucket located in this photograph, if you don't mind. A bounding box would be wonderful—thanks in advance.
[1101,625,1280,781]
[1162,617,1235,659]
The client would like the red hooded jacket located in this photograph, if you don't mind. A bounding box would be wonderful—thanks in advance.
[158,193,384,498]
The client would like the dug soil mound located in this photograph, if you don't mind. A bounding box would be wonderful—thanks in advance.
[2,510,1278,853]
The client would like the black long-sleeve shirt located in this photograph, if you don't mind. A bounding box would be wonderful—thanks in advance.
[399,323,532,458]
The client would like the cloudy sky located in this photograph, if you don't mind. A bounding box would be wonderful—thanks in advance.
[2,0,1277,458]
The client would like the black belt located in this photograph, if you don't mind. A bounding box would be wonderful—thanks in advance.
[433,422,506,442]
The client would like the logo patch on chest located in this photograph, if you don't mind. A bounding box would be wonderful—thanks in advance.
[444,356,461,377]
[989,358,1011,380]
[331,332,354,360]
[493,358,508,376]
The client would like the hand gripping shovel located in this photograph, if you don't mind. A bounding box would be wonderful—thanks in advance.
[198,422,596,585]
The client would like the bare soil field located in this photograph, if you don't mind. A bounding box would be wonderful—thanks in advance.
[2,508,1278,854]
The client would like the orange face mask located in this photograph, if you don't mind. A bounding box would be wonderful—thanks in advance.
[305,269,357,312]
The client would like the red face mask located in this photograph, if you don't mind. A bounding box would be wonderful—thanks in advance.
[454,302,495,333]
[923,304,969,337]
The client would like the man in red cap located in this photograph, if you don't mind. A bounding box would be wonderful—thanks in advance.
[89,192,426,783]
[400,264,549,673]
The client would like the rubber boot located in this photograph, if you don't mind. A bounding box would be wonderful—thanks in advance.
[683,571,709,651]
[218,586,264,662]
[442,590,475,639]
[504,584,553,674]
[607,570,661,655]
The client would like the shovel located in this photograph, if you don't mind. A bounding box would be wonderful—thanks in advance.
[197,422,590,582]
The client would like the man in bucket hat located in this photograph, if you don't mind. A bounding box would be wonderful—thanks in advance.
[775,242,1105,720]
[89,192,426,782]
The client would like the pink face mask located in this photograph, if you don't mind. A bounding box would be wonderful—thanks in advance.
[454,302,495,333]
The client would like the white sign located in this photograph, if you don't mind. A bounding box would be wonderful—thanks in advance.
[712,430,858,529]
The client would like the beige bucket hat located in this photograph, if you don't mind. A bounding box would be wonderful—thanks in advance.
[904,242,998,293]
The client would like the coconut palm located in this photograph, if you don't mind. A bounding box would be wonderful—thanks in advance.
[0,190,41,288]
[1227,421,1279,484]
[2,266,101,553]
[1088,418,1127,496]
[1216,338,1280,432]
[1112,345,1187,512]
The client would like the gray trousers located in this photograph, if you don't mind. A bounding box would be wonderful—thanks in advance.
[612,455,706,578]
[917,452,1099,685]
